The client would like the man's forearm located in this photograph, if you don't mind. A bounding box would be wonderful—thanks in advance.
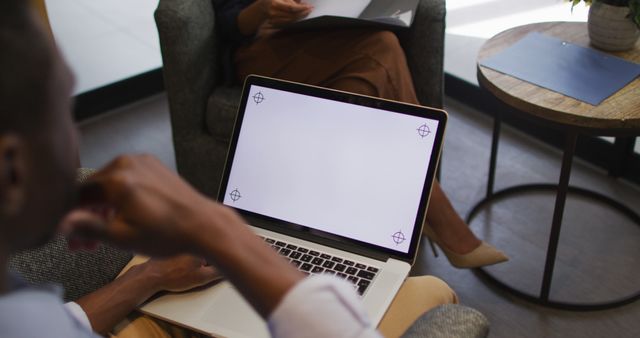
[193,204,304,318]
[75,263,160,335]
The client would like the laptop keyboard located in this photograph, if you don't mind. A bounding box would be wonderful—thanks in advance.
[260,236,379,296]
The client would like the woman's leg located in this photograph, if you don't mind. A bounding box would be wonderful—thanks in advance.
[378,276,458,338]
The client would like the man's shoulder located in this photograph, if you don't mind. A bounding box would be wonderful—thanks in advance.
[0,288,98,338]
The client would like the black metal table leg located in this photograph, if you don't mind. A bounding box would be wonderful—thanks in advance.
[465,128,640,311]
[540,130,577,301]
[609,137,635,177]
[467,183,640,311]
[486,114,501,198]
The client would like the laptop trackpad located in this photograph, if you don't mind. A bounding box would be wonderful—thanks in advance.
[198,285,269,338]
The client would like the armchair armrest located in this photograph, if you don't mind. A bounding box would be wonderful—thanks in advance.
[397,0,446,108]
[155,0,218,175]
[401,304,490,338]
[8,169,133,302]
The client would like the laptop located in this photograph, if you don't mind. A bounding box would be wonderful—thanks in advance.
[138,75,447,337]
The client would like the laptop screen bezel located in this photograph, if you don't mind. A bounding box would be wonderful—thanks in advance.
[217,75,447,263]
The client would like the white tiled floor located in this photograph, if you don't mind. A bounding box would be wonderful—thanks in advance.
[45,0,161,94]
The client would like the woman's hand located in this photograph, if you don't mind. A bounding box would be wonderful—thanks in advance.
[239,0,313,35]
[259,0,314,27]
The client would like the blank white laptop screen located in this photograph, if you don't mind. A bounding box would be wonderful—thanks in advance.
[222,84,440,254]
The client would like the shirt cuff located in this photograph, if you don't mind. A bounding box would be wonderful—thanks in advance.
[64,301,92,331]
[267,275,382,338]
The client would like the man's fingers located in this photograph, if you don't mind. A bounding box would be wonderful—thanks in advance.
[199,266,222,284]
[77,171,133,208]
[69,154,209,257]
[76,154,154,207]
[59,210,105,234]
[59,210,109,250]
[76,180,109,206]
[61,209,138,247]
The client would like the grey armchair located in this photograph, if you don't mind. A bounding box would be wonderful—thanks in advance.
[402,304,490,338]
[8,169,133,302]
[155,0,446,198]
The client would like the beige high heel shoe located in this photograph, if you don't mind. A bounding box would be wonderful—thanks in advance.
[423,225,508,269]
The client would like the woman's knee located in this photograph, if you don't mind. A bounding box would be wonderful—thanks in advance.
[374,30,402,48]
[352,30,415,101]
[328,76,379,97]
[378,276,458,337]
[362,31,403,57]
[405,275,459,306]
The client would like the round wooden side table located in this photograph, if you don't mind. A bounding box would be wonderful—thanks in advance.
[470,21,640,311]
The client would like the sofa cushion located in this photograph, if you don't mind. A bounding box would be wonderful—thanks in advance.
[401,304,490,338]
[205,86,243,142]
[9,238,133,302]
[7,168,133,302]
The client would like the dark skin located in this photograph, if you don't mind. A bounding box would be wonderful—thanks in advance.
[63,154,304,318]
[74,255,218,335]
[1,8,302,335]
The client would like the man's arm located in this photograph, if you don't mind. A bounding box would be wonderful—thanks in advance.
[190,204,304,316]
[63,155,304,318]
[73,255,218,335]
[62,155,386,338]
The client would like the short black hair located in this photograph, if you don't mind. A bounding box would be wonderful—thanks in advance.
[0,0,54,135]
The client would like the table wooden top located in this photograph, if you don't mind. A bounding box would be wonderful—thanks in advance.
[477,22,640,134]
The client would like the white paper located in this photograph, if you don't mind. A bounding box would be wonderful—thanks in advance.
[395,10,412,26]
[303,0,371,20]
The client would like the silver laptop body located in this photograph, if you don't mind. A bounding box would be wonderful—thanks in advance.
[139,75,448,338]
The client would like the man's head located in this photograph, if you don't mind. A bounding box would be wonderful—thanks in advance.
[0,0,78,252]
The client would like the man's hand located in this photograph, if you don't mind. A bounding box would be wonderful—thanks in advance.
[61,154,239,257]
[63,154,303,318]
[141,255,221,293]
[75,254,220,335]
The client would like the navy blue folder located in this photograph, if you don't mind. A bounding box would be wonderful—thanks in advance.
[480,32,640,106]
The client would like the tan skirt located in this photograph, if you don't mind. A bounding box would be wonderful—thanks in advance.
[235,28,419,104]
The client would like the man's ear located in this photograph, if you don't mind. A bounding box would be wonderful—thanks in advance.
[0,134,27,217]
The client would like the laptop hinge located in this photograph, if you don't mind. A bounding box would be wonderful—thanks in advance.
[248,216,406,263]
